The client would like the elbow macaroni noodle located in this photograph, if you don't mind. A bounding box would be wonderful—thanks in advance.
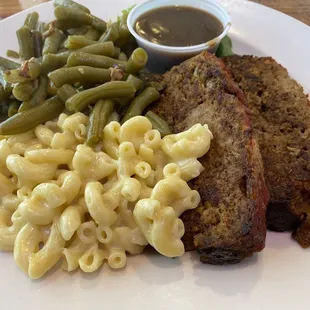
[0,114,213,279]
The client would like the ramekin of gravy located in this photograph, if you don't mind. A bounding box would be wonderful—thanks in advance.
[127,0,231,73]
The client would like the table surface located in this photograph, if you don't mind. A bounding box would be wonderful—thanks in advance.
[0,0,310,26]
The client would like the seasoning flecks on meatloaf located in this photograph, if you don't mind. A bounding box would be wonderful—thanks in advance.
[150,52,269,264]
[223,55,310,247]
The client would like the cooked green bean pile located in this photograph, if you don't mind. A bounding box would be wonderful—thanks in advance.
[0,0,171,141]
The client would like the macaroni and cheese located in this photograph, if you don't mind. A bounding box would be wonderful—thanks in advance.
[0,114,213,279]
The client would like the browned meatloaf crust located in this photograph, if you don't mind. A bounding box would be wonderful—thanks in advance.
[223,55,310,247]
[150,52,269,264]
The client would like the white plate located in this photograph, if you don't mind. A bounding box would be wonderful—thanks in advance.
[1,1,310,309]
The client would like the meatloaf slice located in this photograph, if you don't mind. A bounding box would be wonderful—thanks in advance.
[223,55,310,247]
[150,52,269,264]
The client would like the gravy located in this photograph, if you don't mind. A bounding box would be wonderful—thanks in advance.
[135,6,224,47]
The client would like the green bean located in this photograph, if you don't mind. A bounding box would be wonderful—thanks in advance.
[87,99,114,146]
[85,28,101,41]
[67,52,125,69]
[79,42,115,57]
[49,66,111,88]
[0,96,64,135]
[42,46,112,74]
[0,67,13,92]
[16,26,34,60]
[116,11,131,47]
[118,52,128,62]
[54,6,106,32]
[54,19,81,31]
[54,0,90,14]
[83,14,106,33]
[114,47,121,58]
[12,82,34,101]
[116,74,143,106]
[122,87,160,123]
[41,52,69,74]
[8,101,20,117]
[32,30,43,58]
[55,50,71,59]
[66,81,135,112]
[68,26,90,36]
[69,49,147,75]
[0,56,20,70]
[107,111,120,123]
[47,80,58,96]
[38,22,46,33]
[56,84,77,102]
[42,22,54,40]
[42,28,64,55]
[19,75,48,112]
[126,48,148,74]
[24,12,39,30]
[145,111,172,136]
[99,22,119,43]
[6,50,20,59]
[64,36,98,50]
[119,12,130,36]
[58,41,66,53]
[0,86,11,102]
[126,74,143,92]
[41,43,115,74]
[145,81,165,92]
[4,59,41,83]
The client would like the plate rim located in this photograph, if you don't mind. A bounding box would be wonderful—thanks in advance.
[0,1,310,309]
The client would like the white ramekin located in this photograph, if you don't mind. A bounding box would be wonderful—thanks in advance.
[127,0,232,73]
